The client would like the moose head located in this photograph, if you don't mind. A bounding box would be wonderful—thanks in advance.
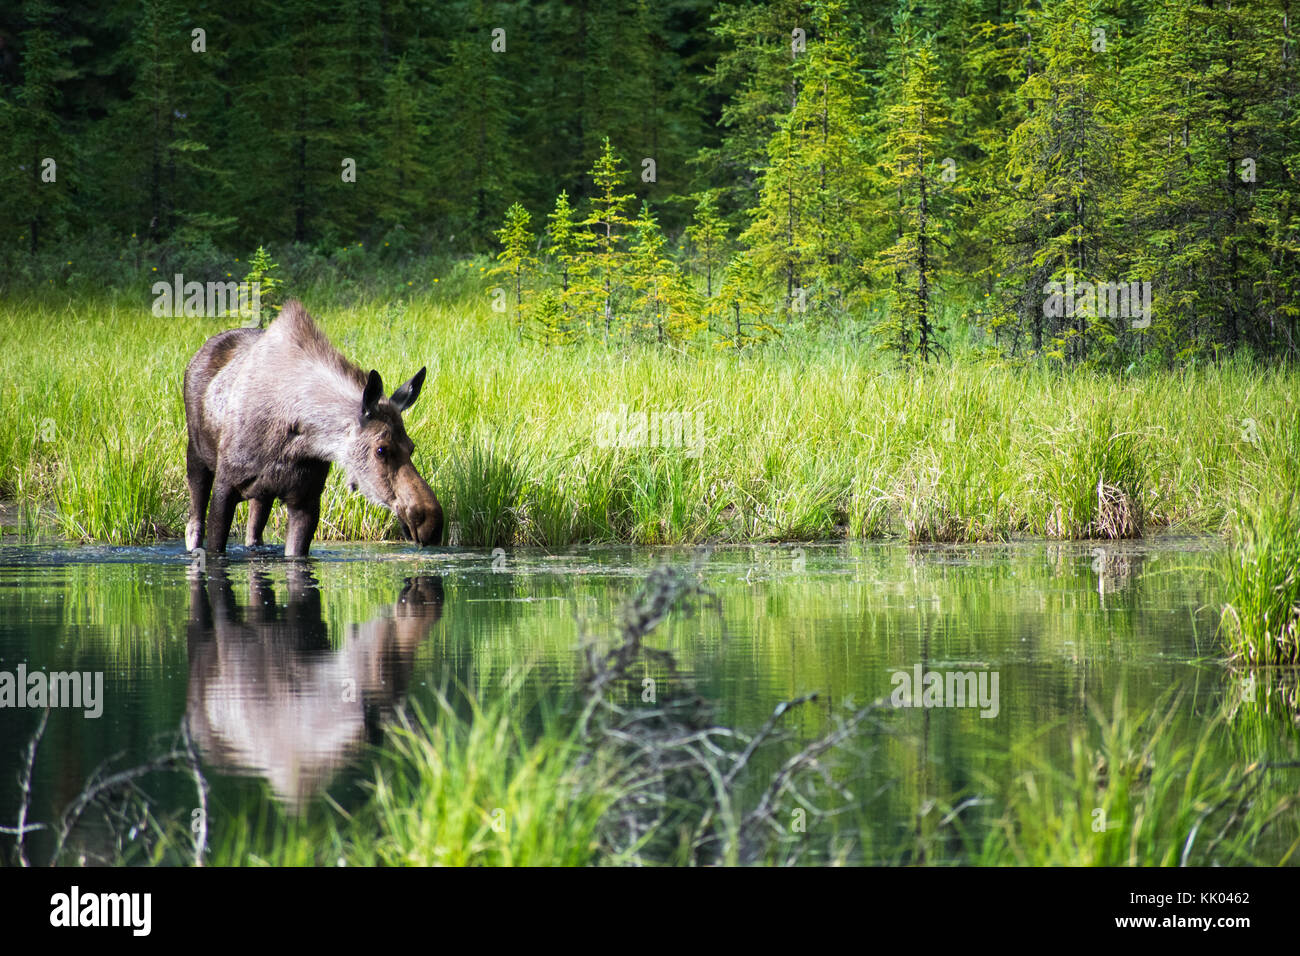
[342,367,444,546]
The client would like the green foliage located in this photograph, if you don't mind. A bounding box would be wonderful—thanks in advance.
[1220,492,1300,666]
[544,190,594,336]
[869,41,952,361]
[243,245,284,321]
[374,57,432,230]
[0,0,75,254]
[4,295,1293,550]
[1,0,1298,361]
[699,0,809,217]
[987,0,1125,362]
[443,433,529,548]
[684,190,728,297]
[581,137,638,341]
[489,202,537,342]
[628,202,701,345]
[740,0,870,317]
[1032,399,1146,539]
[528,286,577,347]
[711,251,777,349]
[1219,413,1300,665]
[967,694,1297,866]
[545,190,589,294]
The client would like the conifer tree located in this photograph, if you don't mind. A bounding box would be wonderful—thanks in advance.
[1122,0,1294,358]
[794,0,870,307]
[986,0,1123,361]
[546,190,588,296]
[374,56,432,231]
[227,0,363,244]
[546,189,594,336]
[431,6,518,247]
[700,0,810,218]
[491,201,537,343]
[869,42,951,361]
[582,137,637,342]
[628,201,700,346]
[742,104,808,312]
[2,0,71,253]
[530,286,578,347]
[741,0,868,317]
[685,189,728,297]
[711,251,777,349]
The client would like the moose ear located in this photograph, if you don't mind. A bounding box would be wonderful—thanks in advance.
[390,367,426,413]
[361,369,385,421]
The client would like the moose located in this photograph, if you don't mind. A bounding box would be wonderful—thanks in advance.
[186,563,446,808]
[183,299,443,556]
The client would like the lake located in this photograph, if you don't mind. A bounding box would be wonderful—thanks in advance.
[1,537,1296,865]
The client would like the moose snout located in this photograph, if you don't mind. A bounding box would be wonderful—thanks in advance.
[395,466,443,546]
[403,499,443,546]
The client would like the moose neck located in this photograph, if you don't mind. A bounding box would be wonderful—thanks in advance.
[292,363,368,467]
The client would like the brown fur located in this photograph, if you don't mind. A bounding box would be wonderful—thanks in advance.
[184,299,443,556]
[186,564,445,807]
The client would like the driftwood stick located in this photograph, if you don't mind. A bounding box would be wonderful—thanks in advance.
[722,693,819,791]
[746,698,887,831]
[13,707,50,867]
[49,750,188,865]
[182,718,210,867]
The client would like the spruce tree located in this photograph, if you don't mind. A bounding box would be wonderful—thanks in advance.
[582,137,637,342]
[491,202,537,343]
[870,42,951,362]
[985,0,1123,362]
[685,189,728,297]
[711,250,777,349]
[740,0,869,317]
[629,201,700,345]
[2,0,72,254]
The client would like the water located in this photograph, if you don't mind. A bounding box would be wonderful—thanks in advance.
[1,538,1295,864]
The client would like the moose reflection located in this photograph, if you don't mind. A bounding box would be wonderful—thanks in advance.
[185,563,445,809]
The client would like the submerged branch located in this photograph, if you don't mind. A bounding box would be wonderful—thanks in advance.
[581,553,892,864]
[13,708,49,867]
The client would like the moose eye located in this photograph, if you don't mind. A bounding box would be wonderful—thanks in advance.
[376,445,387,459]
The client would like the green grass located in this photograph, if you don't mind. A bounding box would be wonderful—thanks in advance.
[0,289,1294,554]
[1220,492,1300,665]
[1217,406,1300,665]
[955,693,1300,866]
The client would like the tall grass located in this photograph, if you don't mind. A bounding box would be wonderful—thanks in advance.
[959,693,1300,866]
[0,292,1293,548]
[1218,406,1300,665]
[344,684,618,866]
[1220,492,1300,665]
[441,433,530,547]
[1034,400,1145,539]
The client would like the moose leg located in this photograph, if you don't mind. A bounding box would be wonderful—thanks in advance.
[185,441,214,552]
[284,464,330,558]
[206,479,240,554]
[245,497,273,547]
[284,502,320,557]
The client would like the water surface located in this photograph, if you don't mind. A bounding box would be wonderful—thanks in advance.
[1,538,1295,864]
